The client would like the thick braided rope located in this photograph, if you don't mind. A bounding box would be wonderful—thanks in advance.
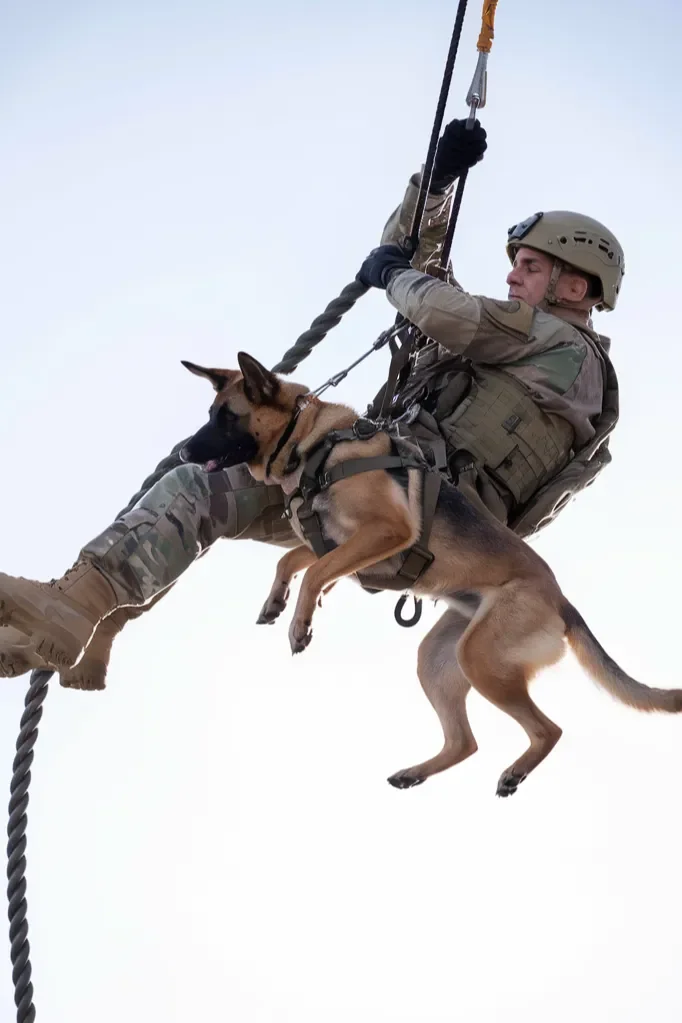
[5,6,487,1012]
[271,279,369,376]
[272,0,471,378]
[7,668,52,1023]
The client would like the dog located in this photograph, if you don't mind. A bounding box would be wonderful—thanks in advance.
[181,351,682,797]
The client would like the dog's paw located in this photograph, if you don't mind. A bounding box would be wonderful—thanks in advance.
[387,769,426,790]
[496,770,527,798]
[257,589,289,625]
[288,616,313,655]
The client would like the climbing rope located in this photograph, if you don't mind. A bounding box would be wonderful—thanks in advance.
[4,441,190,1023]
[5,6,502,1020]
[439,0,498,271]
[271,0,471,376]
[271,278,371,375]
[7,668,52,1023]
[405,0,470,254]
[273,0,499,376]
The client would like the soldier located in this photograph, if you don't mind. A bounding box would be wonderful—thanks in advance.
[0,120,623,690]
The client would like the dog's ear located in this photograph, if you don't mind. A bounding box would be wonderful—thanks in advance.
[181,361,236,392]
[237,352,280,405]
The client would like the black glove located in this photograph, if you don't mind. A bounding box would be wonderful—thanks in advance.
[431,118,487,192]
[356,244,412,290]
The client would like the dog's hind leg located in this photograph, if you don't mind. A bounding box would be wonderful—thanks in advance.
[388,609,478,789]
[456,585,564,798]
[257,545,317,625]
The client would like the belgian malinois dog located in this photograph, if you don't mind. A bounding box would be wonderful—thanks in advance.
[181,352,682,797]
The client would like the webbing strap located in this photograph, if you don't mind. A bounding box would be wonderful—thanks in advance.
[378,331,415,419]
[396,468,442,584]
[295,503,329,558]
[322,453,423,488]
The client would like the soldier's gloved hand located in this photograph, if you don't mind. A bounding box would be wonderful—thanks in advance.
[431,118,487,192]
[356,244,413,290]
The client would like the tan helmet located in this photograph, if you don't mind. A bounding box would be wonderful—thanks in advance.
[506,211,625,311]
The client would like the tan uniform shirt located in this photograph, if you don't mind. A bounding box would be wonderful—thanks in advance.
[381,174,612,449]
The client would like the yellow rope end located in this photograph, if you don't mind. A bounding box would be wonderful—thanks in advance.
[476,0,499,53]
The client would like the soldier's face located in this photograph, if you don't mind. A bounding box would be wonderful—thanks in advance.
[506,246,554,306]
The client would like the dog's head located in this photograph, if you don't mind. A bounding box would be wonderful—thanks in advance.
[180,352,308,476]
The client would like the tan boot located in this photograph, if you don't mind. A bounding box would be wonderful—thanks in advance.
[0,626,49,678]
[0,558,119,671]
[60,592,167,691]
[59,609,126,691]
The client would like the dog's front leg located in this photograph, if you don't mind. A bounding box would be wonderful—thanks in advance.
[288,518,413,654]
[258,545,317,625]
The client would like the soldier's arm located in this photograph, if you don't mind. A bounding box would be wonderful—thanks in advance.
[384,268,485,352]
[381,174,459,280]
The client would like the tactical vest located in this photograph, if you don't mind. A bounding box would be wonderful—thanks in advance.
[437,366,574,507]
[368,320,618,538]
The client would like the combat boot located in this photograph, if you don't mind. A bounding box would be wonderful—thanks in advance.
[60,594,167,691]
[57,607,128,691]
[0,558,120,671]
[0,599,165,689]
[0,461,292,682]
[0,626,49,678]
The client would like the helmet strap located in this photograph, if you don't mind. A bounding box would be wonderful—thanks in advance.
[543,258,565,306]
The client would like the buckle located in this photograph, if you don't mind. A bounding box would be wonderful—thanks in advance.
[398,545,435,584]
[318,471,332,490]
[413,341,439,370]
[352,418,379,440]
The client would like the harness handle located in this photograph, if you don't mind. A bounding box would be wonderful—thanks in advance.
[394,594,423,628]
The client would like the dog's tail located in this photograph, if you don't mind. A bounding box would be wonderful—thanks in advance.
[563,602,682,713]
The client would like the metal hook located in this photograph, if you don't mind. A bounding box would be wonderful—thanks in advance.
[465,50,489,125]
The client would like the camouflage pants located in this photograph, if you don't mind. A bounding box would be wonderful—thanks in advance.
[82,463,298,606]
[81,406,513,610]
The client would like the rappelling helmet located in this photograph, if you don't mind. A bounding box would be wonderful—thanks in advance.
[506,211,625,311]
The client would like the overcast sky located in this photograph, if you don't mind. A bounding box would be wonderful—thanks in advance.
[2,1,682,1020]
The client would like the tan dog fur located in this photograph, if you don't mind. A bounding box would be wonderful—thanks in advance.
[183,353,682,797]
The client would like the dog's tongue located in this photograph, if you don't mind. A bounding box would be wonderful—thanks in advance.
[203,459,221,473]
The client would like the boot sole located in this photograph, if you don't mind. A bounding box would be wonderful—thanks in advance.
[0,597,85,671]
[61,660,107,691]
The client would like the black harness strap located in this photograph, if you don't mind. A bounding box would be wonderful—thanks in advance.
[294,502,329,559]
[284,421,442,609]
[395,467,441,584]
[265,399,304,479]
[321,454,418,488]
[377,328,415,419]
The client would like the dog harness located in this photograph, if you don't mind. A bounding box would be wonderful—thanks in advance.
[281,418,443,621]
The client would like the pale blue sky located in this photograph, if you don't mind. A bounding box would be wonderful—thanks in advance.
[2,2,682,1021]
